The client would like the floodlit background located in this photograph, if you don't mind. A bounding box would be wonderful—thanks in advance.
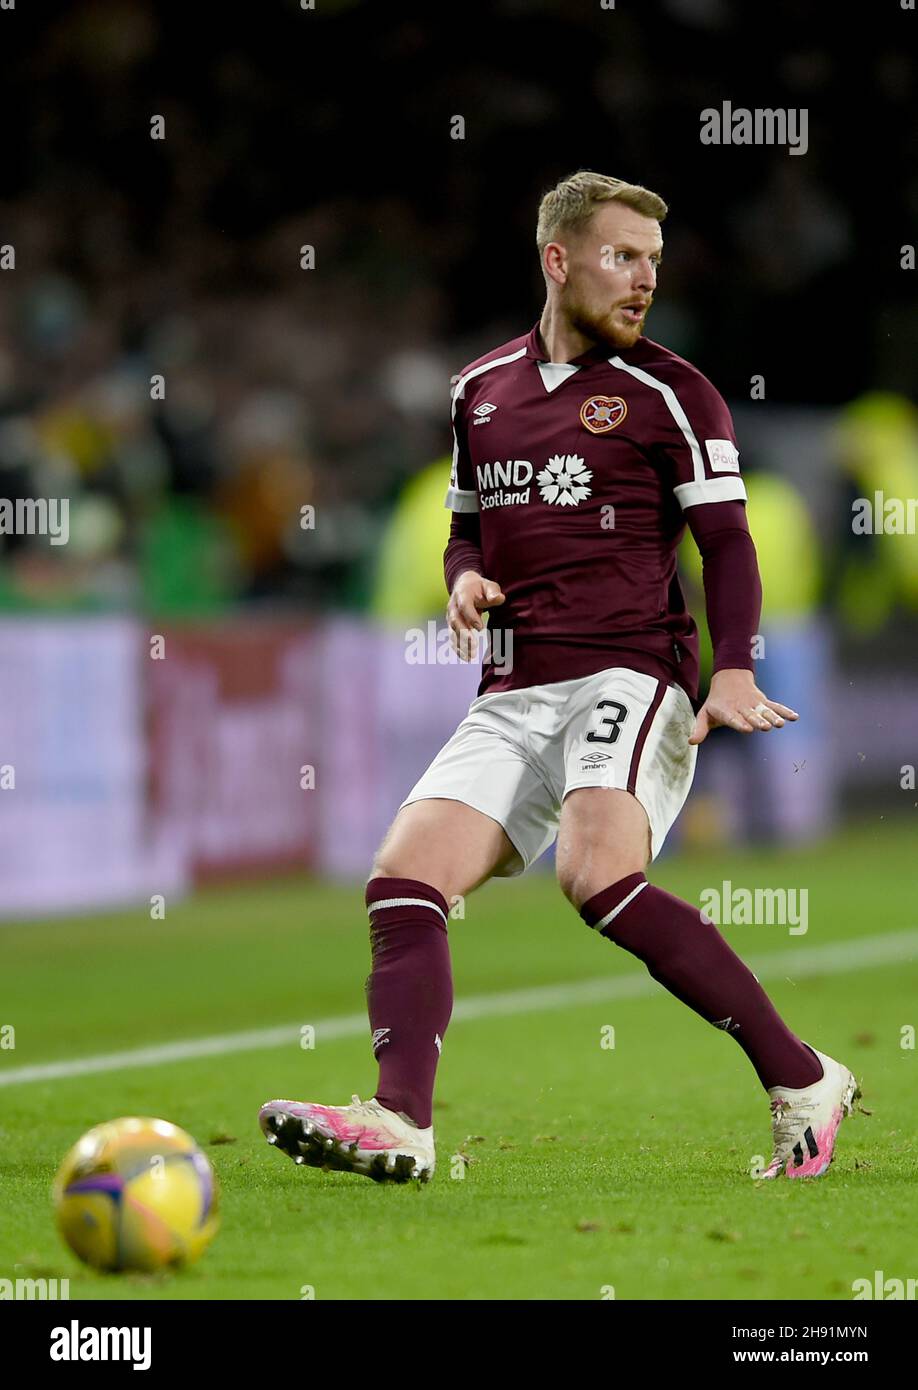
[0,0,916,912]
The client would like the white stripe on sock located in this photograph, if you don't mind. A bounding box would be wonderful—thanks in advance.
[592,879,649,931]
[370,896,448,927]
[2,928,916,1089]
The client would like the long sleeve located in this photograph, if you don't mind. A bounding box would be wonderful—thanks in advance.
[443,367,482,594]
[653,365,762,675]
[685,499,763,674]
[444,510,484,595]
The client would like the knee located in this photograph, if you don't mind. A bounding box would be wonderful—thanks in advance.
[556,849,647,913]
[557,789,651,911]
[368,852,399,884]
[366,861,456,912]
[557,860,605,912]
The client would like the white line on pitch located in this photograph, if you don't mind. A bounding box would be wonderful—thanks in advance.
[1,929,916,1089]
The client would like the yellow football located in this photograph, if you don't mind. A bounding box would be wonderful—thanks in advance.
[53,1117,219,1272]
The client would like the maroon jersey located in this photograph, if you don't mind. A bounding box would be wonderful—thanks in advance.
[445,321,760,703]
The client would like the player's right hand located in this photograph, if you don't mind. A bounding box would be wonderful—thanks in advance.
[447,571,506,661]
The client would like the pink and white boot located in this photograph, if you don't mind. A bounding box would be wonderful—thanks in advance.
[759,1046,862,1179]
[259,1094,435,1184]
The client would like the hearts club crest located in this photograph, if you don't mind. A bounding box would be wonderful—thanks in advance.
[580,395,627,434]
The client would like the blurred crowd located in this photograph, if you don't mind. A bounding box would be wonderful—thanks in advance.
[0,0,915,617]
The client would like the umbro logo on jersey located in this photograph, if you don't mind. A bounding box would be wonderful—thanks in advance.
[372,1028,391,1052]
[473,402,498,424]
[580,395,627,434]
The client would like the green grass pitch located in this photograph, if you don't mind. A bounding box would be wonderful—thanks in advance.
[2,820,916,1300]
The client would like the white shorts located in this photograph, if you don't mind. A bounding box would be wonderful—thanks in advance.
[400,666,698,875]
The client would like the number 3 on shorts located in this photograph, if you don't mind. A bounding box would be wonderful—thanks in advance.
[585,699,629,745]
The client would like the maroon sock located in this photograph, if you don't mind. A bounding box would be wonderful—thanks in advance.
[581,874,823,1092]
[364,877,452,1128]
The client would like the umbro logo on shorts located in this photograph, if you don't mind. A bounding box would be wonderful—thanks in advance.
[580,751,612,765]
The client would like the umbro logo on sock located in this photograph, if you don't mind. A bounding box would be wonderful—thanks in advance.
[713,1016,741,1033]
[434,1033,443,1054]
[371,1028,391,1052]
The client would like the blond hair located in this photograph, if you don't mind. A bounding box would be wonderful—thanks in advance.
[536,170,667,256]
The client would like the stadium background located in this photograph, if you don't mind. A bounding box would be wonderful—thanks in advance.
[1,0,917,1304]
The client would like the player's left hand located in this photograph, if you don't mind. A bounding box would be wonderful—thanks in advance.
[688,668,798,745]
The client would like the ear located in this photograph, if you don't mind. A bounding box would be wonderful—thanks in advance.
[543,241,568,287]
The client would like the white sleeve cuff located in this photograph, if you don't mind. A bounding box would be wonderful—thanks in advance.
[674,476,747,509]
[444,486,479,513]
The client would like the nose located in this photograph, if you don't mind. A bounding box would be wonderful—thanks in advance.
[635,257,656,293]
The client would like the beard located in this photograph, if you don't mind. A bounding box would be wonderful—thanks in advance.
[567,293,649,351]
